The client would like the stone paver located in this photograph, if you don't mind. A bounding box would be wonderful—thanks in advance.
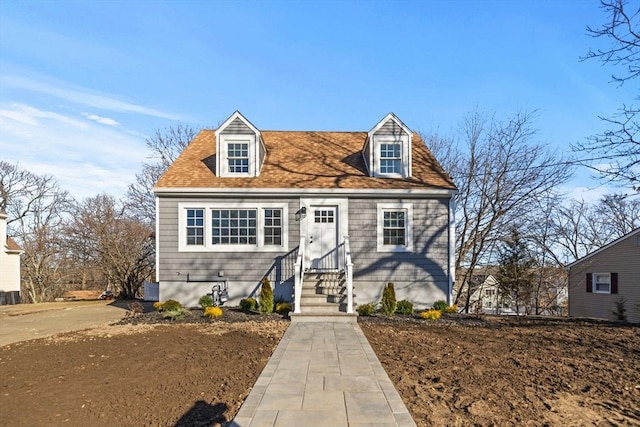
[231,322,416,427]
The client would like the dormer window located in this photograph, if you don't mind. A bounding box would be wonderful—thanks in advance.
[228,142,249,173]
[215,111,266,178]
[380,142,402,174]
[364,113,412,178]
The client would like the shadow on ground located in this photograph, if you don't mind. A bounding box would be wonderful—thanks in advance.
[174,401,228,426]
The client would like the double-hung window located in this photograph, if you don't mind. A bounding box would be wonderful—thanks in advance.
[186,209,204,246]
[383,211,406,245]
[377,203,413,252]
[593,273,611,294]
[227,143,249,173]
[263,209,283,246]
[179,203,287,252]
[380,143,401,174]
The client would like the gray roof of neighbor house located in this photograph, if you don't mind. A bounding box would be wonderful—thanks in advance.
[154,130,457,191]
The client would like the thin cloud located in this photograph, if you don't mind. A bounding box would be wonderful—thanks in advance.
[82,112,120,127]
[0,102,148,200]
[1,74,182,120]
[0,103,88,128]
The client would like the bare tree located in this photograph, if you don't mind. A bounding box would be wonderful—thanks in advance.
[66,194,155,299]
[575,0,640,190]
[428,110,573,311]
[1,162,74,302]
[126,124,197,224]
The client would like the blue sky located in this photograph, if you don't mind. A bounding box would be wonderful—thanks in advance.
[0,0,632,200]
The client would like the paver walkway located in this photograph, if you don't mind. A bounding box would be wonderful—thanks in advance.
[231,321,416,427]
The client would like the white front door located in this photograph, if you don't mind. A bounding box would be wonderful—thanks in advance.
[307,206,339,270]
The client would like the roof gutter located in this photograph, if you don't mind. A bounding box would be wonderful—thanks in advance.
[153,187,458,198]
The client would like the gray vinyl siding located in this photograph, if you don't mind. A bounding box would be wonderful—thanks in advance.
[348,197,450,306]
[219,117,255,135]
[568,231,640,323]
[376,120,408,137]
[363,139,371,175]
[157,196,299,302]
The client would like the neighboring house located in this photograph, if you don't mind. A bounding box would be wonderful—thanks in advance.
[458,268,568,316]
[0,211,23,305]
[567,228,640,323]
[464,274,515,315]
[153,111,457,314]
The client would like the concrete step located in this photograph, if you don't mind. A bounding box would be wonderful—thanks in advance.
[289,312,358,323]
[300,302,342,314]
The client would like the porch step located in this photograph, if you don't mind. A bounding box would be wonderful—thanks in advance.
[290,312,358,323]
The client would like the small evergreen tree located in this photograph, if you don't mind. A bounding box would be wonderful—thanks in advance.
[497,228,537,316]
[381,282,397,317]
[258,277,274,313]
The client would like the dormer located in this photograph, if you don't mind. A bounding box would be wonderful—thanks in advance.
[363,113,412,178]
[215,111,266,177]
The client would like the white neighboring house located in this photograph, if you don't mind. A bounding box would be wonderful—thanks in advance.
[0,211,23,304]
[466,274,516,315]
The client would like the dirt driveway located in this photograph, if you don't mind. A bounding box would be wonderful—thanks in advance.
[0,300,132,346]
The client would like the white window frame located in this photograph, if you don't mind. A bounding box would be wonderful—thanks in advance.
[376,203,413,252]
[178,202,288,252]
[218,135,256,177]
[373,135,410,178]
[227,142,249,174]
[380,142,402,174]
[593,273,611,294]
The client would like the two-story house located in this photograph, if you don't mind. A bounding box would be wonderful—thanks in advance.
[153,111,457,317]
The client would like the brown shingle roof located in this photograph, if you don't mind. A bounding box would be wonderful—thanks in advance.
[154,130,456,191]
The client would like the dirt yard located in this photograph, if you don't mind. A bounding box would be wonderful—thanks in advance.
[1,308,638,426]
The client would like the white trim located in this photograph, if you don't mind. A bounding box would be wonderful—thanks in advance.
[218,135,257,177]
[177,202,288,253]
[299,198,349,246]
[215,110,261,137]
[215,111,261,178]
[593,272,612,294]
[566,228,640,269]
[155,187,458,197]
[368,112,412,136]
[372,135,410,178]
[448,197,456,305]
[376,202,414,252]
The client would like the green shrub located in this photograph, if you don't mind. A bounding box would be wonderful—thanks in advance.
[381,282,397,317]
[199,295,214,309]
[612,297,627,321]
[162,299,182,312]
[162,307,189,320]
[275,302,292,315]
[396,299,414,315]
[258,277,274,313]
[357,303,376,316]
[240,297,257,312]
[433,300,448,312]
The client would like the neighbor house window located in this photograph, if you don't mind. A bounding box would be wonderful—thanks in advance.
[228,143,249,173]
[263,208,282,246]
[212,209,257,245]
[186,209,204,246]
[179,203,288,252]
[377,203,413,252]
[380,143,401,174]
[593,273,611,294]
